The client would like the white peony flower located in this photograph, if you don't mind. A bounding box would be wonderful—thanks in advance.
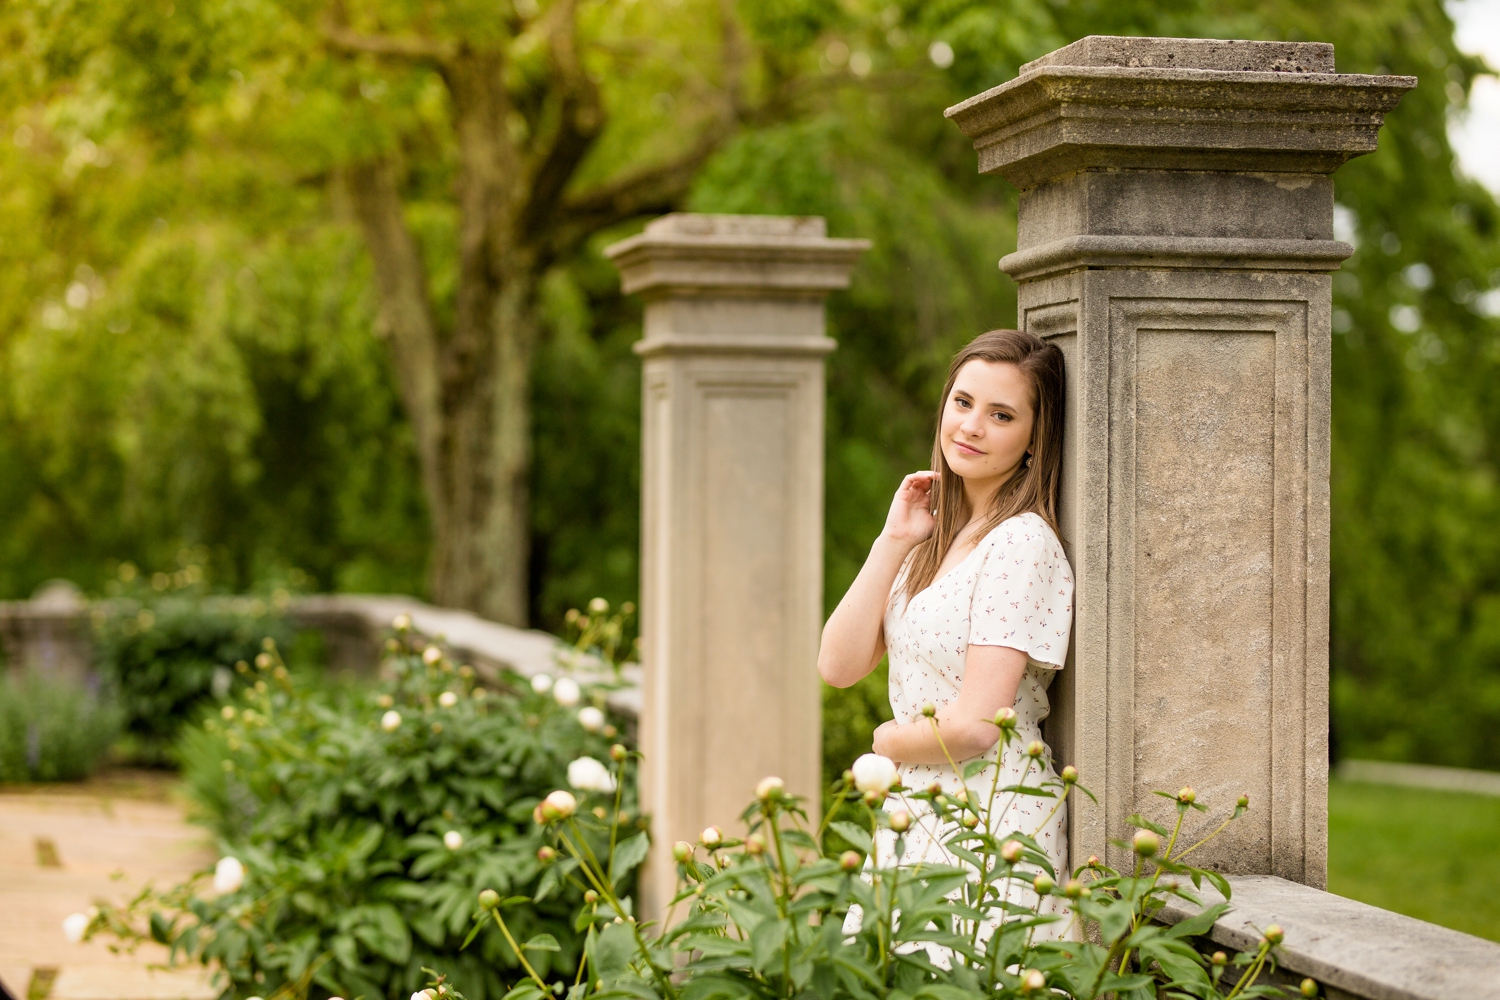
[391,613,411,631]
[530,673,553,693]
[422,645,442,665]
[553,677,581,707]
[381,710,402,732]
[214,856,245,894]
[438,691,458,708]
[567,756,616,793]
[577,706,605,732]
[62,912,89,943]
[851,753,899,795]
[443,830,464,850]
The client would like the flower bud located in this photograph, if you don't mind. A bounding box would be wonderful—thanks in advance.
[745,834,766,855]
[1264,924,1284,945]
[255,652,272,669]
[541,790,577,821]
[1025,740,1045,759]
[961,812,979,828]
[578,706,605,732]
[553,677,582,707]
[214,856,245,894]
[701,826,723,848]
[1020,969,1045,993]
[478,889,500,909]
[536,845,558,863]
[920,702,937,718]
[1032,873,1054,894]
[377,694,394,708]
[839,851,862,872]
[756,776,785,800]
[584,890,598,903]
[392,614,412,632]
[221,706,236,721]
[1000,840,1024,864]
[672,841,693,863]
[1211,952,1227,966]
[927,781,943,796]
[423,645,442,665]
[1087,854,1100,868]
[888,809,911,833]
[444,830,464,850]
[1061,765,1079,783]
[62,912,89,944]
[1177,786,1196,804]
[862,789,881,806]
[610,743,628,762]
[1062,879,1083,899]
[381,710,402,732]
[1237,794,1250,809]
[1300,978,1318,997]
[1132,829,1160,857]
[589,597,609,614]
[531,673,553,694]
[438,691,458,708]
[992,707,1017,729]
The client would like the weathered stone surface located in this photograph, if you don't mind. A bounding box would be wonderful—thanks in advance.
[605,215,867,920]
[945,36,1414,188]
[948,36,1412,886]
[1157,876,1500,1000]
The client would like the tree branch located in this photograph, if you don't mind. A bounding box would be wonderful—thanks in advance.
[339,158,447,535]
[319,8,453,62]
[516,0,604,246]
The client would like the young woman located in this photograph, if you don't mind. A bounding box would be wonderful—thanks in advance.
[818,328,1074,938]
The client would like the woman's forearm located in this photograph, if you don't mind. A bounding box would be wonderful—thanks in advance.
[817,534,913,688]
[874,713,1000,766]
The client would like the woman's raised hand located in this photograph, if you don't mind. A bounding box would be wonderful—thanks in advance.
[882,471,937,546]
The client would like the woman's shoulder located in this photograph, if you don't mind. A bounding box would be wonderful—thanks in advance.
[980,511,1062,554]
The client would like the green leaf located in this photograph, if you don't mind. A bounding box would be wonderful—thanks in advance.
[524,932,561,951]
[749,917,788,974]
[591,921,638,979]
[612,833,651,883]
[829,821,873,853]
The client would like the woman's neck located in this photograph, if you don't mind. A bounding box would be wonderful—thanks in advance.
[960,472,1006,522]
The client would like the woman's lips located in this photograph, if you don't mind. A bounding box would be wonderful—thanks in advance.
[953,440,984,457]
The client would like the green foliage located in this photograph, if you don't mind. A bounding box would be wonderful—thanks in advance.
[1328,778,1500,942]
[0,671,121,782]
[2,0,1499,767]
[91,626,634,1000]
[445,734,1288,1000]
[91,562,303,764]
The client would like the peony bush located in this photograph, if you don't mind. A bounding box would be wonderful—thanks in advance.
[444,714,1313,1000]
[73,605,637,1000]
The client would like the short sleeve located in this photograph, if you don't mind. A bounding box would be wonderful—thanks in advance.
[968,516,1075,668]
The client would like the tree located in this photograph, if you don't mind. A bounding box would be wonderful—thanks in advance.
[12,0,856,624]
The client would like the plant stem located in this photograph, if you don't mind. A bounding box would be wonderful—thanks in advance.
[489,908,549,991]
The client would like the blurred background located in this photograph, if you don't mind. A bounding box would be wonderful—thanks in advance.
[1,0,1499,945]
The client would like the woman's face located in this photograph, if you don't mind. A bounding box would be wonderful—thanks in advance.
[939,359,1035,487]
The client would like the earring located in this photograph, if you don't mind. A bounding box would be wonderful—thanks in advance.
[1023,452,1033,469]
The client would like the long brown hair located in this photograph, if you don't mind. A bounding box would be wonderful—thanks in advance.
[900,329,1065,600]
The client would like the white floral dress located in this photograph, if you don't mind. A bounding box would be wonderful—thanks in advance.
[876,512,1075,943]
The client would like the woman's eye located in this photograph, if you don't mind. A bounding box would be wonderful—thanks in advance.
[992,411,1010,422]
[954,397,970,408]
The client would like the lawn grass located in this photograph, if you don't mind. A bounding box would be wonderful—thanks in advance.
[1328,778,1500,942]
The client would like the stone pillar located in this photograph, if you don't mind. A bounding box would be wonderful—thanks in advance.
[946,37,1412,885]
[604,214,868,917]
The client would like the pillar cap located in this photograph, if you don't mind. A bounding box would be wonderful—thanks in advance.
[945,35,1415,189]
[604,213,870,298]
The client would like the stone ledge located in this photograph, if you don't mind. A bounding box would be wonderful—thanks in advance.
[1000,234,1353,280]
[1155,875,1500,1000]
[605,213,870,297]
[632,332,838,359]
[945,36,1414,188]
